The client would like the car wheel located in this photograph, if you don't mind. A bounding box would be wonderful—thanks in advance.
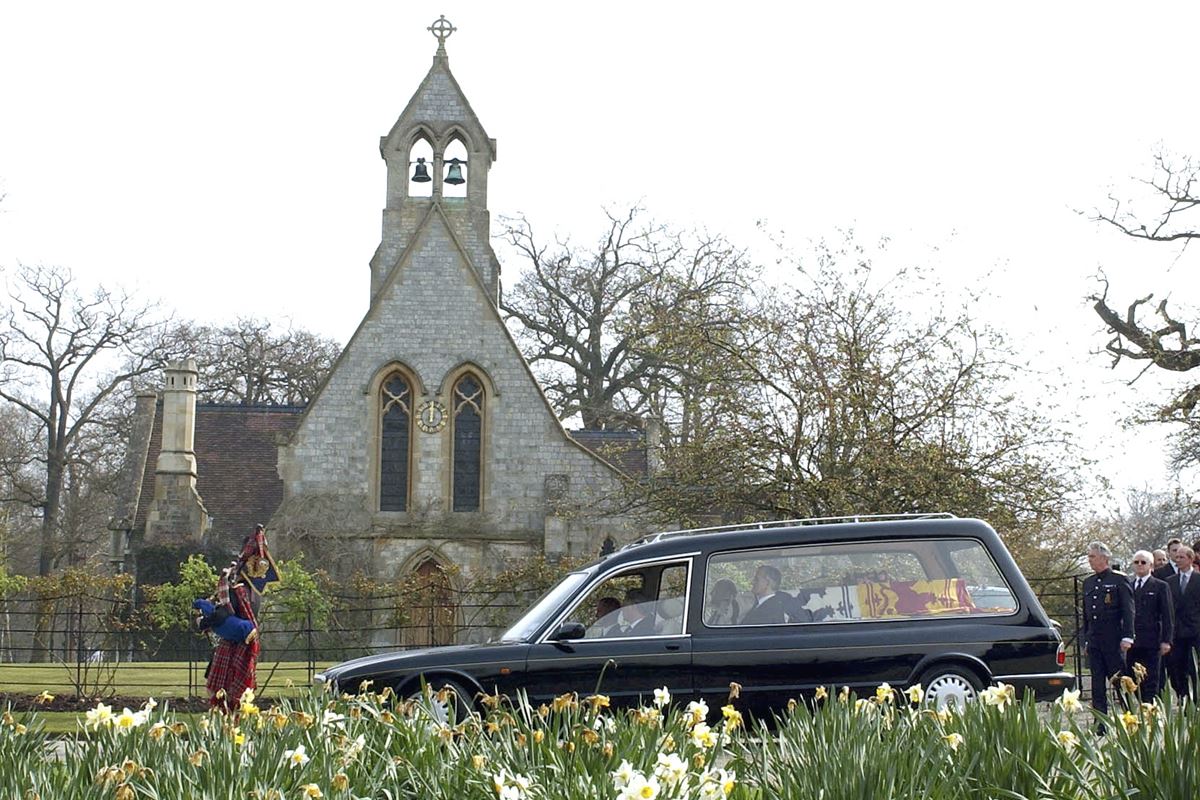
[408,678,473,724]
[920,666,983,711]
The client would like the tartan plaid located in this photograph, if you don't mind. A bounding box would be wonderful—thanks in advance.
[206,582,260,711]
[207,639,259,711]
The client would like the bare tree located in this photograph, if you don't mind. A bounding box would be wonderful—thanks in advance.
[0,265,176,578]
[1097,486,1200,558]
[1090,150,1200,418]
[178,317,340,406]
[500,206,760,430]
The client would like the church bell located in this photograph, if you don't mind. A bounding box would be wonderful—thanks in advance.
[411,157,432,183]
[444,157,466,185]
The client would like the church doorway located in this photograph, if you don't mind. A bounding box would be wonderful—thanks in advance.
[401,558,457,648]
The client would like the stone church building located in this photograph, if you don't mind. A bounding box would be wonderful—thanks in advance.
[111,23,647,597]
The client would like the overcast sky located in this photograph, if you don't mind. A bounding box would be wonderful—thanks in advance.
[1,2,1198,512]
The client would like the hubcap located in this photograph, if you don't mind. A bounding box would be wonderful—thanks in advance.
[925,674,977,711]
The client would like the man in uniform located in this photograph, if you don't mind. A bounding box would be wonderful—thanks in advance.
[1081,542,1134,715]
[1125,549,1173,701]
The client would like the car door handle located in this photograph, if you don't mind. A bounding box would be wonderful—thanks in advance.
[665,644,681,651]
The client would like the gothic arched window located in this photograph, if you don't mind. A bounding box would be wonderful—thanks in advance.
[379,374,412,511]
[451,373,483,511]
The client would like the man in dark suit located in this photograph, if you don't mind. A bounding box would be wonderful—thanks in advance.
[1081,541,1134,715]
[1153,538,1182,581]
[1125,550,1173,700]
[612,589,657,637]
[1167,545,1200,701]
[740,564,787,625]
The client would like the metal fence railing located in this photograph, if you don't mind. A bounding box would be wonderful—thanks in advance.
[0,577,1088,701]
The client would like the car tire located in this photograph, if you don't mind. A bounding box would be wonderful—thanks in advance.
[920,665,983,711]
[408,678,474,724]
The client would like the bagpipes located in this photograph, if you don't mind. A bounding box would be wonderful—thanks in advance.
[193,524,280,645]
[193,597,258,644]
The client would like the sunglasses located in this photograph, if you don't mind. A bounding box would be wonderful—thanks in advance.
[1132,560,1149,564]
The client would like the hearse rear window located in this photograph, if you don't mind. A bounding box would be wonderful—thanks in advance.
[704,538,1017,626]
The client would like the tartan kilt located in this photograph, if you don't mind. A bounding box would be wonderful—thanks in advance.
[206,638,259,709]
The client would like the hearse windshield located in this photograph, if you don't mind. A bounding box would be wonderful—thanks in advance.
[500,570,592,642]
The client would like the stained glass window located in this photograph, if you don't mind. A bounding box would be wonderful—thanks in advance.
[380,375,411,511]
[452,374,483,511]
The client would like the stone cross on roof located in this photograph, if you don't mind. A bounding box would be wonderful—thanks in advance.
[428,15,456,55]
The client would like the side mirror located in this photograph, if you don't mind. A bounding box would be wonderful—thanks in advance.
[551,621,586,641]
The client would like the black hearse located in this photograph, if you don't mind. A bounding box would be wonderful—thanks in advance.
[316,514,1073,714]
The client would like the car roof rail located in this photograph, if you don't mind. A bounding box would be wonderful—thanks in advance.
[622,512,958,549]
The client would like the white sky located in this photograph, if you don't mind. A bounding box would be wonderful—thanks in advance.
[1,1,1198,511]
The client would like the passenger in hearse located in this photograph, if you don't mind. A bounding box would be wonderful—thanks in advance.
[613,589,658,636]
[705,579,741,626]
[741,564,788,624]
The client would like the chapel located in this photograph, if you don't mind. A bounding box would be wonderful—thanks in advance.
[110,18,647,609]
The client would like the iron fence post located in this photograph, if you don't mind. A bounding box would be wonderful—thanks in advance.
[307,608,315,685]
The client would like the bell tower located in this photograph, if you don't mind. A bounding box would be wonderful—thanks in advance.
[371,16,500,302]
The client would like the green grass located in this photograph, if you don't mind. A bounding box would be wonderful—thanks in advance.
[0,661,335,698]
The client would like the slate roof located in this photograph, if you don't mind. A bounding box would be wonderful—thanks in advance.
[124,404,643,554]
[132,403,303,553]
[567,429,647,477]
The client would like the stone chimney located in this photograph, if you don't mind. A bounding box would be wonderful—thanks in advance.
[145,360,209,544]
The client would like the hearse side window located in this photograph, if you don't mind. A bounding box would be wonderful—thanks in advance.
[704,538,1017,626]
[570,561,689,639]
[945,540,1019,613]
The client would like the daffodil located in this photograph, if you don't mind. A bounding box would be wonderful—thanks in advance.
[653,752,688,786]
[905,684,924,704]
[113,707,148,732]
[980,683,1015,710]
[84,701,114,730]
[813,685,828,701]
[1120,711,1140,732]
[653,686,671,707]
[1056,730,1079,750]
[300,784,323,799]
[34,691,54,704]
[611,760,636,790]
[720,704,742,732]
[492,768,531,800]
[689,721,717,749]
[875,682,896,704]
[283,744,310,767]
[1056,687,1082,712]
[684,699,709,727]
[698,768,736,800]
[620,773,660,800]
[943,732,964,751]
[585,694,610,711]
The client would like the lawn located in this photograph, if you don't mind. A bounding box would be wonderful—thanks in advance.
[0,661,335,700]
